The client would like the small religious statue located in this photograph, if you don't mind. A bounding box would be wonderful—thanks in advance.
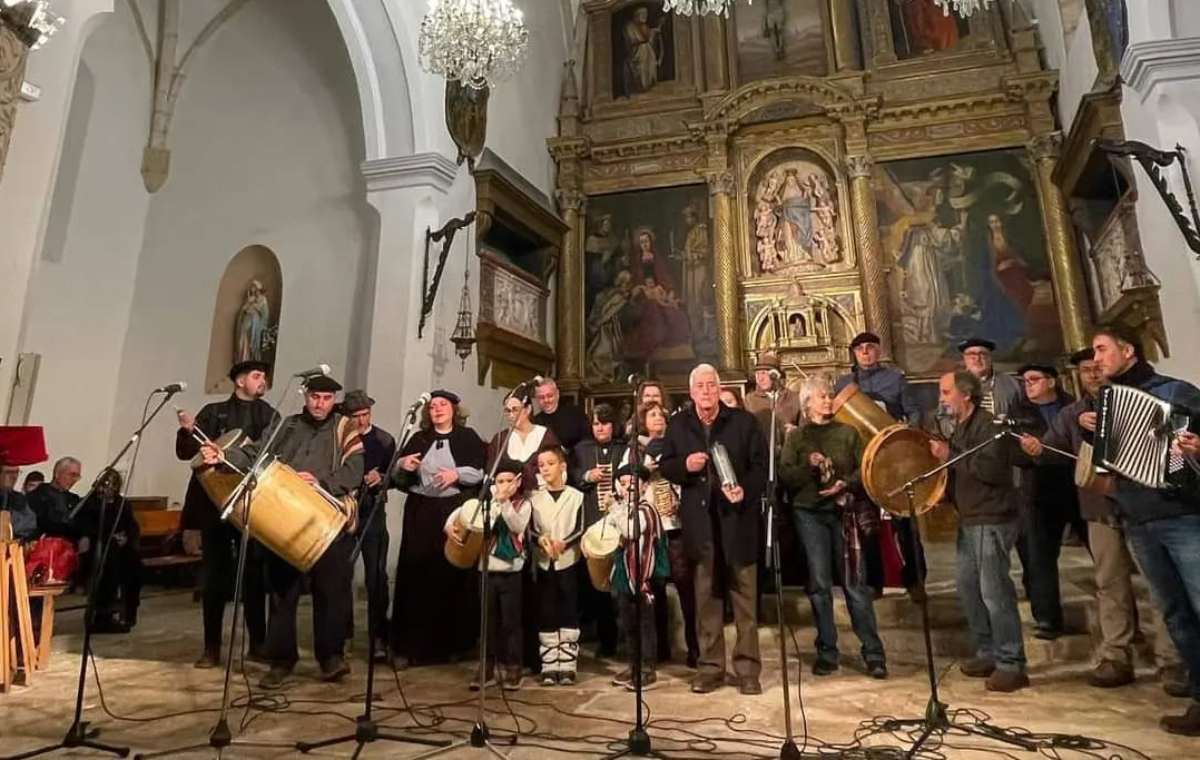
[234,279,270,363]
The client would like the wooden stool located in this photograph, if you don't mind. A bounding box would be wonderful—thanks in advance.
[1,513,38,691]
[27,584,66,671]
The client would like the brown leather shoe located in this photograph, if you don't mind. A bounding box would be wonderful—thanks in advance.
[959,657,996,678]
[737,676,762,695]
[193,649,220,669]
[1088,660,1134,689]
[1160,666,1190,698]
[985,669,1030,692]
[1160,704,1200,735]
[691,671,726,694]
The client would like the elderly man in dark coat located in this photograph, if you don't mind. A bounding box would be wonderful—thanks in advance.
[660,363,768,695]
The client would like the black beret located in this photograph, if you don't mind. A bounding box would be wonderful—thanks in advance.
[305,375,343,393]
[1068,347,1095,366]
[957,337,996,353]
[340,390,374,413]
[430,389,460,405]
[228,360,270,382]
[1017,363,1058,378]
[493,457,524,476]
[849,332,881,350]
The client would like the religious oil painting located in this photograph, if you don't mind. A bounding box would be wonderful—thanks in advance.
[888,0,973,59]
[748,149,846,276]
[611,1,676,98]
[733,0,829,82]
[583,185,715,385]
[872,149,1063,374]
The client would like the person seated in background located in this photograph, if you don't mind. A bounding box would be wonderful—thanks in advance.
[22,470,45,495]
[27,457,84,541]
[1,465,41,541]
[74,468,143,633]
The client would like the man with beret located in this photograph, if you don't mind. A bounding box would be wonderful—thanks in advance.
[1019,349,1184,691]
[341,390,396,659]
[203,373,364,687]
[1015,360,1084,641]
[958,338,1023,417]
[834,332,917,423]
[743,351,801,444]
[177,360,278,669]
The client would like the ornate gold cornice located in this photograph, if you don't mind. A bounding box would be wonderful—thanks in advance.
[702,76,879,130]
[1002,72,1058,103]
[547,136,591,162]
[873,91,1018,127]
[590,134,700,163]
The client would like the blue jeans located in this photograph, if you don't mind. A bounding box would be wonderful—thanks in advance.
[1125,514,1200,702]
[793,509,885,665]
[956,521,1026,672]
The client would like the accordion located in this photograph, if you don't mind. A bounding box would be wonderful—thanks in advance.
[1094,384,1191,489]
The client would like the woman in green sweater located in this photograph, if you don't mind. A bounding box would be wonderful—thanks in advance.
[779,374,887,679]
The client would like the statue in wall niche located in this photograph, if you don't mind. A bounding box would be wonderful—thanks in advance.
[234,279,270,364]
[753,164,842,274]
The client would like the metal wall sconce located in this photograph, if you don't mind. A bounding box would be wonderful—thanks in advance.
[1097,139,1200,260]
[418,212,476,339]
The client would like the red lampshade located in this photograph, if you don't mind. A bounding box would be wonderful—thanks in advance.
[0,426,48,467]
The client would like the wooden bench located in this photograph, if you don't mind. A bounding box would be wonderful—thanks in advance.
[132,505,200,584]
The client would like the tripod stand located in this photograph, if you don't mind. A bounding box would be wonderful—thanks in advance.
[293,401,448,758]
[409,394,526,760]
[761,386,804,760]
[8,390,183,760]
[884,430,1037,758]
[603,379,662,760]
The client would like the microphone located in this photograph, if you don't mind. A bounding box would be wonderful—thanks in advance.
[627,373,644,387]
[154,381,187,394]
[768,368,783,388]
[407,392,432,416]
[294,364,331,379]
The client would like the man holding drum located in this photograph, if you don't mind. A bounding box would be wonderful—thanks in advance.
[177,359,277,669]
[201,373,363,689]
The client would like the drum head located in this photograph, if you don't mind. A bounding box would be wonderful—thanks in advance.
[581,521,620,558]
[862,424,947,516]
[189,427,246,469]
[462,500,488,533]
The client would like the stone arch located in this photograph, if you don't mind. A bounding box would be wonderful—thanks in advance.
[205,245,283,393]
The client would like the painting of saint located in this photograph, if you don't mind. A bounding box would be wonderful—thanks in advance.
[748,155,843,275]
[612,3,675,98]
[873,149,1062,373]
[583,185,713,384]
[889,0,972,59]
[734,0,828,82]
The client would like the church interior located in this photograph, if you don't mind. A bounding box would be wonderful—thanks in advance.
[3,0,1200,757]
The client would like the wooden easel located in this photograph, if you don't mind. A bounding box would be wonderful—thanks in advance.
[1,512,38,691]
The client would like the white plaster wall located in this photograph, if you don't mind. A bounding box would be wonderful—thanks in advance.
[101,0,374,499]
[19,7,153,475]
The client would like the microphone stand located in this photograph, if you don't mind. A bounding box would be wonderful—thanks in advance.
[602,380,662,760]
[762,385,802,760]
[10,389,179,760]
[883,430,1037,759]
[135,381,307,760]
[295,398,447,757]
[410,400,522,760]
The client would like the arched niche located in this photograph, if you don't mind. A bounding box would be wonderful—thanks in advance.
[205,245,283,393]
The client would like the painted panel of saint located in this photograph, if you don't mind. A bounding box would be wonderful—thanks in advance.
[611,2,676,98]
[889,0,972,59]
[872,149,1063,373]
[583,186,714,385]
[734,0,828,82]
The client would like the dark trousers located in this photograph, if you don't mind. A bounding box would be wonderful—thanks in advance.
[659,530,699,661]
[486,571,523,667]
[1017,496,1088,632]
[539,563,580,631]
[266,534,353,666]
[693,542,760,678]
[90,543,142,622]
[347,525,390,645]
[617,590,656,670]
[579,569,618,655]
[201,522,266,652]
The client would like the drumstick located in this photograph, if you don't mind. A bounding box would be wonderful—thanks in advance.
[786,361,810,380]
[176,405,249,476]
[1004,431,1078,460]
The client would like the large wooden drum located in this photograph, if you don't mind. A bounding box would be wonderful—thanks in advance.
[190,428,250,508]
[832,383,896,442]
[444,500,487,570]
[581,521,620,592]
[861,424,947,516]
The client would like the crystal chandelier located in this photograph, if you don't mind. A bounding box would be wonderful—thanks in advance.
[0,0,64,50]
[418,0,529,90]
[661,0,737,16]
[933,0,994,17]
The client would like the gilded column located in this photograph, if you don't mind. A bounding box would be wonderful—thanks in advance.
[555,188,586,383]
[845,154,893,358]
[0,26,30,182]
[1028,133,1091,353]
[707,170,741,373]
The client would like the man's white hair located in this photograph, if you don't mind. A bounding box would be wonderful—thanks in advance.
[536,377,559,391]
[53,456,81,475]
[688,363,721,387]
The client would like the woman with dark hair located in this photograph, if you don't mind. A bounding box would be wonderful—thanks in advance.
[74,467,143,633]
[488,390,559,485]
[572,402,626,657]
[389,390,487,667]
[630,401,699,667]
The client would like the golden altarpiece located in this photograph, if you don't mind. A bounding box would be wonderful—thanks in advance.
[545,0,1168,411]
